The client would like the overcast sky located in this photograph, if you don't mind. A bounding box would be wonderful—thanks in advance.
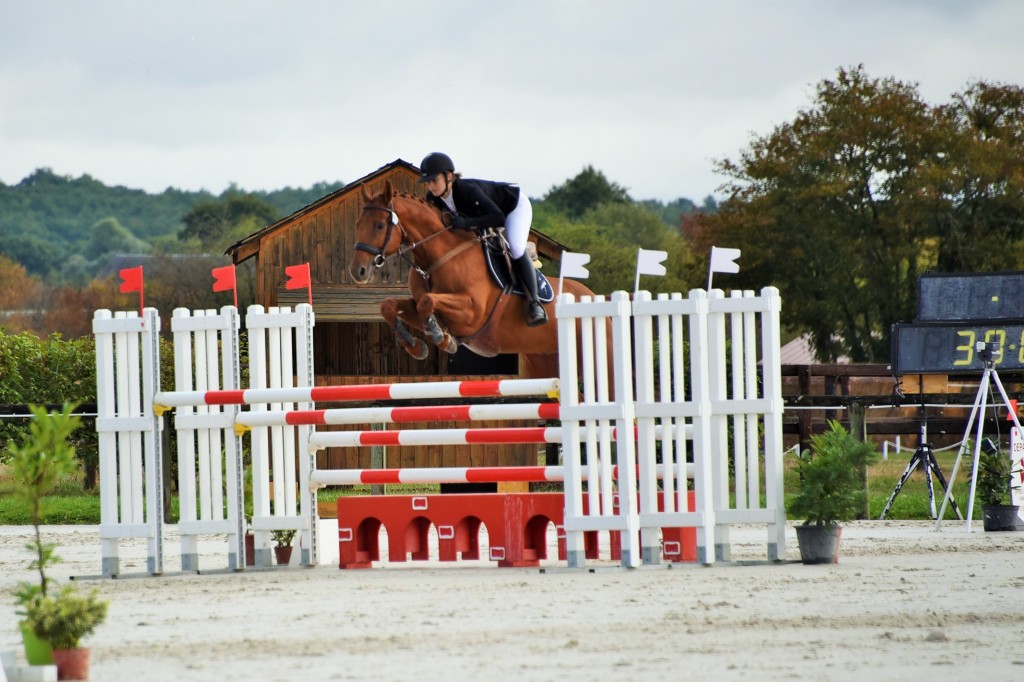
[2,1,1022,203]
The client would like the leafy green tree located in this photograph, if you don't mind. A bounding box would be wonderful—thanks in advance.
[933,82,1024,271]
[0,169,336,280]
[83,217,149,261]
[693,66,1024,362]
[537,202,691,295]
[639,197,708,229]
[0,235,65,277]
[179,195,279,251]
[8,404,82,597]
[540,165,632,219]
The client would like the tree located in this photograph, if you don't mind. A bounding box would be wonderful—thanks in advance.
[693,66,1024,362]
[179,195,278,252]
[933,82,1024,271]
[537,202,691,295]
[0,253,45,332]
[540,166,632,219]
[83,217,149,261]
[0,236,64,277]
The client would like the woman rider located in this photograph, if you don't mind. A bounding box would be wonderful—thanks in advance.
[417,152,547,327]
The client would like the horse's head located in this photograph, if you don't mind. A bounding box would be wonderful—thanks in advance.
[350,181,401,283]
[350,180,455,283]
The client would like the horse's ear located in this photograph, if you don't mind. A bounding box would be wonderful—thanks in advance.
[383,180,394,204]
[360,183,372,203]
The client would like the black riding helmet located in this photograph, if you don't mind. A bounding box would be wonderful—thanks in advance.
[417,152,455,183]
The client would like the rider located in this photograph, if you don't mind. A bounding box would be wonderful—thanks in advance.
[416,152,547,327]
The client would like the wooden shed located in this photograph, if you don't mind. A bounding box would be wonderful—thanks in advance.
[226,159,567,475]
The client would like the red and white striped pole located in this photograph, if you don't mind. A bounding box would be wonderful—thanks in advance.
[309,463,690,487]
[154,377,560,409]
[236,402,561,428]
[307,424,682,450]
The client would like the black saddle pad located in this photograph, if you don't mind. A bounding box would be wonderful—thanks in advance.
[481,235,554,303]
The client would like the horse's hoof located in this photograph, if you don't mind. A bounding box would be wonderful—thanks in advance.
[442,335,458,354]
[397,337,429,360]
[410,340,429,360]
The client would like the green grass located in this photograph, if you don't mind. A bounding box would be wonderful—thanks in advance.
[0,450,992,525]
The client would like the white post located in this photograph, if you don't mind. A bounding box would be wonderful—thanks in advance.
[245,304,315,567]
[171,307,243,571]
[707,289,731,561]
[94,308,163,577]
[633,290,660,564]
[609,291,639,567]
[759,287,786,560]
[688,289,715,565]
[557,292,585,567]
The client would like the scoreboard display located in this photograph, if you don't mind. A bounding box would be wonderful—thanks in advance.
[893,272,1024,375]
[891,322,1024,374]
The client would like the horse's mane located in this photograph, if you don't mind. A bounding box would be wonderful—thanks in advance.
[393,191,445,222]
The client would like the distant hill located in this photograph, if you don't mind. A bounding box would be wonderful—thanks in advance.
[0,168,344,279]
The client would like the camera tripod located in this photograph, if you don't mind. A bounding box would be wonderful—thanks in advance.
[936,351,1024,532]
[878,401,962,521]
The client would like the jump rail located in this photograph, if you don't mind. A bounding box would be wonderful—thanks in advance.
[154,377,559,409]
[310,462,689,486]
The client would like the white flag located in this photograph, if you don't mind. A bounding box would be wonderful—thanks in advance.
[636,248,668,277]
[710,246,741,274]
[560,251,590,279]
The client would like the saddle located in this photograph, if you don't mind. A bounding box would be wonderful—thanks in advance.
[479,230,554,303]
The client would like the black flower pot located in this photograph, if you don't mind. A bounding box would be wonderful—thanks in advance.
[981,504,1020,532]
[795,524,841,564]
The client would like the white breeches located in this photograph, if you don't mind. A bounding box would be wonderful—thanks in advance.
[505,194,533,259]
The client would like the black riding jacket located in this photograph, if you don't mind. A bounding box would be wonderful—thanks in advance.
[425,178,520,231]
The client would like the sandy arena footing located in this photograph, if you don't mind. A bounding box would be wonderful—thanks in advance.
[1,521,1022,681]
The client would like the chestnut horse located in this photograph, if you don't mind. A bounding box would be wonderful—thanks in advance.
[349,181,600,378]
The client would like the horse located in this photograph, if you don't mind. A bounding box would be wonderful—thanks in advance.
[349,181,601,379]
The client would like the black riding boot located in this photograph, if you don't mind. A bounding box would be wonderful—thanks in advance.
[513,253,548,327]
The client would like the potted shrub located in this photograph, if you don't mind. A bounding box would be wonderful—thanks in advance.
[7,404,109,679]
[8,404,79,665]
[271,529,297,565]
[789,420,878,564]
[23,585,108,680]
[973,438,1021,532]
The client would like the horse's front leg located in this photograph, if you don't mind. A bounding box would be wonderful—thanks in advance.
[380,298,429,360]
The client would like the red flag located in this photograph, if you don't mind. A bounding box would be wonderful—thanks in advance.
[284,263,310,290]
[119,266,143,293]
[285,262,313,306]
[212,264,238,308]
[1008,399,1019,421]
[118,265,145,316]
[212,265,236,292]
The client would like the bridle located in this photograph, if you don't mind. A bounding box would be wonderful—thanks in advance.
[353,203,403,268]
[354,201,465,280]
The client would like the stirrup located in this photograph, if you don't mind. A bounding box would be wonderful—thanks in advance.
[526,302,548,327]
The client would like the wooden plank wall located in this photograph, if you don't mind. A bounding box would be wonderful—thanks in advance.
[257,167,423,306]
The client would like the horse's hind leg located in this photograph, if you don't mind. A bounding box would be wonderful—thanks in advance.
[381,298,429,360]
[415,294,459,354]
[423,314,458,354]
